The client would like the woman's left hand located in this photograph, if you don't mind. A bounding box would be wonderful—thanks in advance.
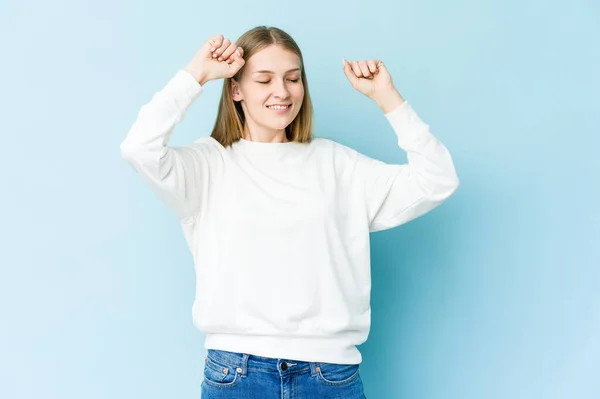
[342,59,396,99]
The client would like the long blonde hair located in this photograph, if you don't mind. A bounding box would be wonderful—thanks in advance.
[210,26,314,147]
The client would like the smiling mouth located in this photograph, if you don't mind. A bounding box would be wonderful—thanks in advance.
[266,104,291,109]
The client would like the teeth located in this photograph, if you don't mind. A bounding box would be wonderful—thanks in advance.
[267,105,289,110]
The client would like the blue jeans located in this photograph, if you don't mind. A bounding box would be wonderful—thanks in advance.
[201,349,367,398]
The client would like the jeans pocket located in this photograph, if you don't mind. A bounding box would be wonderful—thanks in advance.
[316,363,361,386]
[202,354,241,388]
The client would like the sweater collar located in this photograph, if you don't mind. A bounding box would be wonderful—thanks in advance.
[234,137,307,153]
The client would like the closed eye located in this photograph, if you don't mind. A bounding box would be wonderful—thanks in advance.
[257,79,300,84]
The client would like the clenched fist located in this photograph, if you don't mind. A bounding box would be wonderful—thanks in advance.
[342,58,405,113]
[184,34,246,86]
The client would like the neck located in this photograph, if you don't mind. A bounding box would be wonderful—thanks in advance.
[242,125,288,143]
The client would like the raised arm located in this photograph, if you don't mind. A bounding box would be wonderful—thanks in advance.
[341,58,459,232]
[120,69,208,223]
[120,34,245,223]
[356,101,459,232]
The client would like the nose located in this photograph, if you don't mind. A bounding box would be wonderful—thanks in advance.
[273,79,291,100]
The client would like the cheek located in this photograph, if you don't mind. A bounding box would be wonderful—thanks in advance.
[246,93,270,110]
[295,88,305,106]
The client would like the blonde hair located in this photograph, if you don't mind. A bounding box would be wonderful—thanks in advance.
[210,26,314,147]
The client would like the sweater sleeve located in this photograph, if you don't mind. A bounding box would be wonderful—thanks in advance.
[356,101,460,232]
[119,69,210,224]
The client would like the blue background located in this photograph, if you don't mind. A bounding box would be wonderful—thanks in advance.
[1,0,599,398]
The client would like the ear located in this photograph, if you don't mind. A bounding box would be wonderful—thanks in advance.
[231,79,243,102]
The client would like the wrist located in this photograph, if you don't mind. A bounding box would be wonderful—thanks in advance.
[184,66,209,86]
[371,89,405,114]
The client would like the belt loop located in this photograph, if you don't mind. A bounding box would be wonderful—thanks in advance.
[240,353,249,376]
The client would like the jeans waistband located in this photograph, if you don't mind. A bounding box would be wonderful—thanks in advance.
[207,349,322,376]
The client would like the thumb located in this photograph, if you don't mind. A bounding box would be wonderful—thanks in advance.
[376,60,388,74]
[342,58,358,86]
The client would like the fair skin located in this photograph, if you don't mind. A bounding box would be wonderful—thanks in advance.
[184,34,406,143]
[231,45,304,143]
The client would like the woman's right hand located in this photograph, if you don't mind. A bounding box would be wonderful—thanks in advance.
[184,34,245,86]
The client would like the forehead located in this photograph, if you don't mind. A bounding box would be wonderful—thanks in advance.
[246,45,301,74]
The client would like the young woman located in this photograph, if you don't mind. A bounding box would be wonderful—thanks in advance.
[120,26,459,398]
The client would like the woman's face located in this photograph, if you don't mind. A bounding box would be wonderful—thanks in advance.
[232,45,304,138]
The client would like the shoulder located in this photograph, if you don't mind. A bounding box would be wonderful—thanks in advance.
[192,136,222,147]
[185,136,226,155]
[309,137,364,173]
[170,136,227,166]
[311,136,361,159]
[311,137,355,152]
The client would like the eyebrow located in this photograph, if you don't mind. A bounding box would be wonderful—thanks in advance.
[252,68,301,74]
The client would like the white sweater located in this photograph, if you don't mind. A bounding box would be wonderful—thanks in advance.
[120,69,459,364]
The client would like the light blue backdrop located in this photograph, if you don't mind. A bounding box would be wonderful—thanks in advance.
[1,0,598,398]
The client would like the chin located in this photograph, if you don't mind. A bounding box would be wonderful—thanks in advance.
[268,123,292,131]
[263,118,294,130]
